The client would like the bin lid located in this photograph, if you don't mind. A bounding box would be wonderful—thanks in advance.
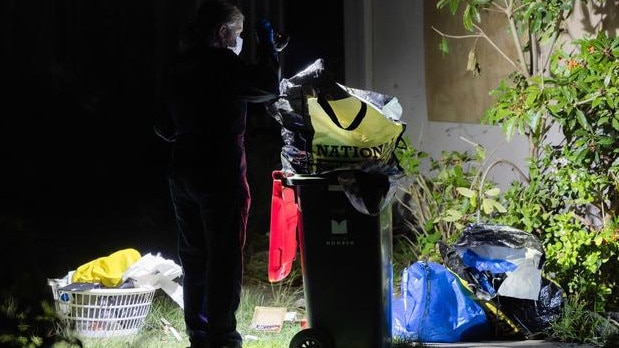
[284,174,329,186]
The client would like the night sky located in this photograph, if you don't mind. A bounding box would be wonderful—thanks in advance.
[0,0,343,299]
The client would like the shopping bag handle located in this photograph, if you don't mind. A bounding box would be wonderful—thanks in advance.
[317,94,367,131]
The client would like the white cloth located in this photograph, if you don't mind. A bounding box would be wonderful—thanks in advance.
[122,253,184,308]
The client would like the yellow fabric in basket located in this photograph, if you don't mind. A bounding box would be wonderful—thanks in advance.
[72,248,141,287]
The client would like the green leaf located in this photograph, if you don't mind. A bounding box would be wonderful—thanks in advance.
[475,145,486,161]
[599,115,609,125]
[525,88,540,107]
[456,187,476,198]
[449,1,458,15]
[528,110,541,131]
[490,199,507,213]
[443,209,463,222]
[463,5,474,31]
[482,198,493,214]
[575,108,590,130]
[462,4,482,31]
[592,97,604,109]
[504,118,517,141]
[598,136,614,146]
[484,187,501,197]
[439,37,449,55]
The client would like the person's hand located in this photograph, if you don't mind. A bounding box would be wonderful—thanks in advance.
[255,18,275,47]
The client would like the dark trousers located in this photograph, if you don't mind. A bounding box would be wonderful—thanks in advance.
[169,167,249,347]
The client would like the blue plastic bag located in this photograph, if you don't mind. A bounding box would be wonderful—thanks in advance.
[454,223,545,300]
[392,261,489,343]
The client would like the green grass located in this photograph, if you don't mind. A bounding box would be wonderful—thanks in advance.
[546,292,619,347]
[48,287,426,348]
[47,283,305,348]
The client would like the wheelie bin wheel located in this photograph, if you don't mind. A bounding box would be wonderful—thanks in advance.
[289,328,333,348]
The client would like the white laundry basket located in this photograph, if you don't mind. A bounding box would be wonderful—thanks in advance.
[49,281,156,338]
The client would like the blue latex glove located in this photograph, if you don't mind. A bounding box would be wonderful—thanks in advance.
[256,18,275,47]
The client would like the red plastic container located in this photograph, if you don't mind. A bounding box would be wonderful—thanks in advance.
[268,171,299,282]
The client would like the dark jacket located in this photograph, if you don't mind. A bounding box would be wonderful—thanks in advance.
[161,43,280,180]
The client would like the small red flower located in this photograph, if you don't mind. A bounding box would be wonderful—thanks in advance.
[567,59,580,69]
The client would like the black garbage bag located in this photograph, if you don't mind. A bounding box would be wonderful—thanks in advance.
[496,277,565,338]
[440,223,565,339]
[266,58,406,176]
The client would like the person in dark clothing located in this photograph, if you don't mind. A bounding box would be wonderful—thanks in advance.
[156,1,281,347]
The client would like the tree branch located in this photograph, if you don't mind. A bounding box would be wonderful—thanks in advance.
[531,24,539,76]
[541,4,574,75]
[431,26,484,40]
[504,3,531,78]
[432,25,521,71]
[482,158,529,185]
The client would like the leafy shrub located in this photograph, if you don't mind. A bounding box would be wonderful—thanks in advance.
[490,33,619,311]
[393,137,506,264]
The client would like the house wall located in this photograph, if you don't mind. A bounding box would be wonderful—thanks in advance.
[344,0,528,189]
[343,0,614,189]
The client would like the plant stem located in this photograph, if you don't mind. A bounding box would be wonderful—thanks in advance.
[504,1,531,78]
[431,25,521,71]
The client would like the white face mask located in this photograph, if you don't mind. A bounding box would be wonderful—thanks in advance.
[228,36,243,55]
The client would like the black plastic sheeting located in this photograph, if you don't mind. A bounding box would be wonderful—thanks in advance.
[454,223,546,260]
[440,223,565,339]
[266,58,406,177]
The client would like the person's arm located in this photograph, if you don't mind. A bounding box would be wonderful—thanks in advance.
[237,19,281,103]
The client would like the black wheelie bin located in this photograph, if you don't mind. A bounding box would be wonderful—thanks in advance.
[287,170,393,348]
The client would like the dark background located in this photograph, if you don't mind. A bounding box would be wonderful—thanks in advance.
[0,0,343,301]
